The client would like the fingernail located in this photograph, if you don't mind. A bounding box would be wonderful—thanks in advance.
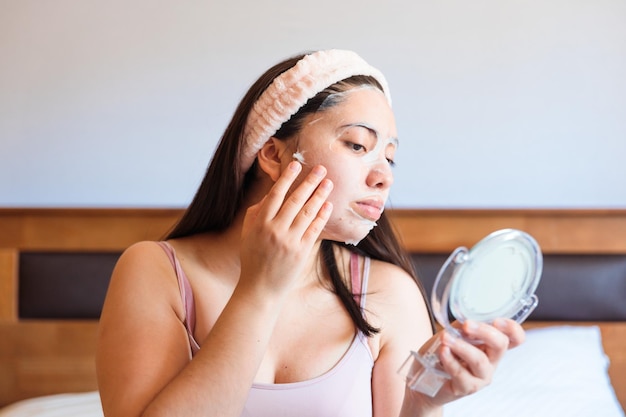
[441,346,452,360]
[493,318,508,331]
[312,165,326,177]
[442,332,456,346]
[465,320,479,331]
[289,161,301,172]
[320,179,333,190]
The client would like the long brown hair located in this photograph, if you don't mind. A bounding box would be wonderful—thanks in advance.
[167,52,434,335]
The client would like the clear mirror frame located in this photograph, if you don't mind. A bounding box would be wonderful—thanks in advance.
[399,228,543,397]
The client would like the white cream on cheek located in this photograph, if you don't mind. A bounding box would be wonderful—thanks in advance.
[291,116,326,165]
[292,150,306,164]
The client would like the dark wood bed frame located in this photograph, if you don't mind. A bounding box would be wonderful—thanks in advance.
[1,208,625,408]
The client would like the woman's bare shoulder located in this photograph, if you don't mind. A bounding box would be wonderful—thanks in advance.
[97,240,196,416]
[366,258,433,341]
[105,240,185,321]
[118,240,168,262]
[367,258,425,304]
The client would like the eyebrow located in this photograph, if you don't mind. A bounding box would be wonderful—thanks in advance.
[343,123,399,147]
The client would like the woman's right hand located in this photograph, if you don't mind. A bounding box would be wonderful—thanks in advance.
[239,161,334,295]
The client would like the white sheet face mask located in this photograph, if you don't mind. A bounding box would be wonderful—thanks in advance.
[291,138,376,245]
[342,128,386,244]
[285,87,396,246]
[336,127,395,245]
[342,209,378,245]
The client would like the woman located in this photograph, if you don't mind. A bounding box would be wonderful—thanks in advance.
[96,49,524,417]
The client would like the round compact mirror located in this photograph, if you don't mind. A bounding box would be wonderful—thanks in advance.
[400,228,543,397]
[433,228,542,333]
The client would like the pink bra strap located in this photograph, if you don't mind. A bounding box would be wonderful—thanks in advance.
[156,241,196,337]
[350,252,371,310]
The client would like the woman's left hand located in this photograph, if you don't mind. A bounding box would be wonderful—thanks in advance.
[414,318,525,409]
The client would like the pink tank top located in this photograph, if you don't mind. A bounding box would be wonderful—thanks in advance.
[157,241,374,417]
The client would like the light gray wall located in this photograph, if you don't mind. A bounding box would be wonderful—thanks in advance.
[2,0,625,208]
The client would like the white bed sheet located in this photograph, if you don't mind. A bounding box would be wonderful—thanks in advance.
[0,391,102,417]
[1,326,623,417]
[445,325,625,417]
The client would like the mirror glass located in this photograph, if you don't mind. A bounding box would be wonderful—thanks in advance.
[431,228,543,330]
[450,235,536,322]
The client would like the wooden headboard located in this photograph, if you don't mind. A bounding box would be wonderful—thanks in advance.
[1,208,625,408]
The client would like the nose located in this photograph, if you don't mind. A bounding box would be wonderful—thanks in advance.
[366,161,394,190]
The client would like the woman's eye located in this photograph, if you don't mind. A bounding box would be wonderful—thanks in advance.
[387,158,396,167]
[347,142,366,152]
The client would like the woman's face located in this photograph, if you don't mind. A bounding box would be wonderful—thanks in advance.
[283,87,398,245]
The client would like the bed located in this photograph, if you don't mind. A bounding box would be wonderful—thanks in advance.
[0,208,625,416]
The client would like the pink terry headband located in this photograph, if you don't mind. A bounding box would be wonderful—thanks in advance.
[240,49,392,174]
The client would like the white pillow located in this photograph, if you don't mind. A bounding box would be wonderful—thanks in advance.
[444,326,625,417]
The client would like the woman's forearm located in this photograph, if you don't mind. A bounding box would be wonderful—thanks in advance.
[140,285,285,417]
[399,387,443,417]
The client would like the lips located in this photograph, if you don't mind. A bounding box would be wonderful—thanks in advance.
[354,198,385,221]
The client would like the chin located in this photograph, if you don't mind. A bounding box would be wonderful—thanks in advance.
[322,222,376,246]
